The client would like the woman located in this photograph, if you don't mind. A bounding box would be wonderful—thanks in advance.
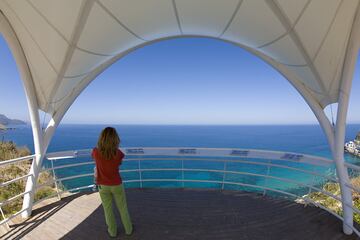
[92,127,133,237]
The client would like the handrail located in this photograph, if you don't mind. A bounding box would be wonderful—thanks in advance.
[0,154,35,227]
[40,147,353,205]
[40,158,338,183]
[36,167,345,209]
[45,147,333,166]
[344,162,360,171]
[41,148,337,196]
[343,162,360,191]
[0,190,31,207]
[0,174,33,188]
[0,208,28,226]
[0,154,35,167]
[40,161,94,172]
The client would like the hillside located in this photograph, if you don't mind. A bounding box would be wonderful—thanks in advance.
[0,114,26,126]
[297,177,360,224]
[0,141,56,220]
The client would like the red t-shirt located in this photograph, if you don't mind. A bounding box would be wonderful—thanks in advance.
[92,147,124,185]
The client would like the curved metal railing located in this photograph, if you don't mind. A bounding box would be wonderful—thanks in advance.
[0,155,35,227]
[1,148,360,236]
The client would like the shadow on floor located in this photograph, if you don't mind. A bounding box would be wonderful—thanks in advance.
[0,193,87,240]
[58,189,358,240]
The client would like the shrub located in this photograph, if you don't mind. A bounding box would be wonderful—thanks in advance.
[0,142,56,220]
[306,176,360,224]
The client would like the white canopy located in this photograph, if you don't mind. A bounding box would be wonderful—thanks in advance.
[1,1,360,234]
[0,0,359,117]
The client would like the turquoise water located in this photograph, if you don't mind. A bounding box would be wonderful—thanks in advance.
[2,124,360,158]
[1,124,360,196]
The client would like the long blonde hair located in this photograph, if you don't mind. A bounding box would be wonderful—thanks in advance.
[97,127,120,160]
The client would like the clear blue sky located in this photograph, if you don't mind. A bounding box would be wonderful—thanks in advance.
[0,36,359,125]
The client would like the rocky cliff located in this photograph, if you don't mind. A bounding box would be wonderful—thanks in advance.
[0,114,26,126]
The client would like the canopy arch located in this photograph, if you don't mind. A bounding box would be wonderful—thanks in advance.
[0,0,359,116]
[42,35,336,151]
[1,0,360,235]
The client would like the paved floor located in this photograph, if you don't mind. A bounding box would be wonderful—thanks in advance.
[0,188,358,240]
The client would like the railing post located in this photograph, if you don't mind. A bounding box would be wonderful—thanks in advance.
[263,159,271,196]
[307,165,316,196]
[182,159,184,188]
[304,165,317,205]
[221,160,227,190]
[138,158,142,189]
[50,159,61,200]
[0,206,9,228]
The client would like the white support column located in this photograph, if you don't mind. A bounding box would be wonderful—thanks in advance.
[0,12,45,218]
[333,4,360,234]
[21,103,44,218]
[334,103,353,235]
[43,117,59,154]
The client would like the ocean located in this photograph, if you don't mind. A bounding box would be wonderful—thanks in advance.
[1,124,360,196]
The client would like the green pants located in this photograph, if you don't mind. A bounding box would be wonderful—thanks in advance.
[99,184,133,237]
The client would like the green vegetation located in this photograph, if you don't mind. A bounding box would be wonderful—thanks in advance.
[355,132,360,145]
[305,176,360,224]
[0,141,57,220]
[0,141,31,160]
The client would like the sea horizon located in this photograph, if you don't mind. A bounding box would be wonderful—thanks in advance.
[1,123,359,158]
[2,122,360,197]
[32,122,360,126]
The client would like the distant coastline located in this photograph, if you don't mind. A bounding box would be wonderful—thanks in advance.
[0,114,26,130]
[56,122,360,126]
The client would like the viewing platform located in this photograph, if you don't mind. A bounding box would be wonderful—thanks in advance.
[1,1,360,237]
[1,147,360,239]
[1,188,358,240]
